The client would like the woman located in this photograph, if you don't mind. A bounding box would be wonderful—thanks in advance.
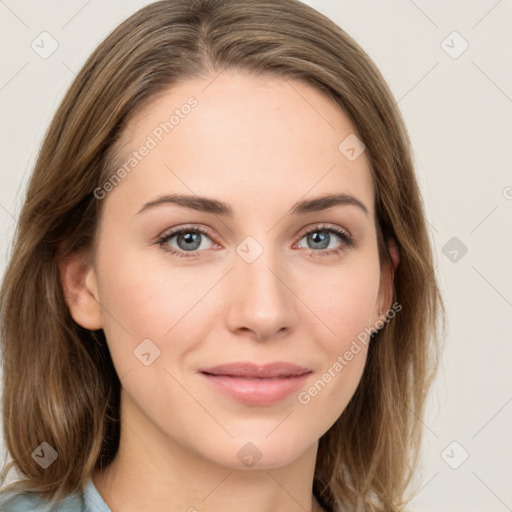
[0,0,443,510]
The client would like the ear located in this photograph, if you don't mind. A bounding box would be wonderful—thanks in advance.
[374,237,400,324]
[58,246,103,330]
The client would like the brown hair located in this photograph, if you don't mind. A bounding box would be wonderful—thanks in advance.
[0,0,444,510]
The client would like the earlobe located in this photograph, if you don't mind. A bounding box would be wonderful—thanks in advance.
[376,237,400,322]
[387,237,400,278]
[58,248,103,330]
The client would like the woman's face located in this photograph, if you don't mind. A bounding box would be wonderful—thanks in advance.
[75,70,394,469]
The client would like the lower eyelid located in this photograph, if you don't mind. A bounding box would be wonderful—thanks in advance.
[159,229,216,250]
[157,224,353,256]
[296,230,352,252]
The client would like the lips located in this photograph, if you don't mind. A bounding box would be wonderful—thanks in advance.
[198,362,312,406]
[199,361,311,378]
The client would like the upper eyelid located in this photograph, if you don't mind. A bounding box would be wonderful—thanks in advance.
[158,223,351,246]
[159,224,217,242]
[296,222,351,238]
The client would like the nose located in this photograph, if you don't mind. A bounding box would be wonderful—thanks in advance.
[225,245,299,341]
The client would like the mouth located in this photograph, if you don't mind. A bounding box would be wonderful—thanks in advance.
[199,361,312,378]
[198,362,312,406]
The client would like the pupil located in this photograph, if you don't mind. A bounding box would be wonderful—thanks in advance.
[179,232,201,251]
[309,231,329,249]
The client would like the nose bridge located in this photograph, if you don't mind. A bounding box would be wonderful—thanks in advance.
[226,234,298,339]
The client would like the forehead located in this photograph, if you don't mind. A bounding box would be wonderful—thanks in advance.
[106,70,374,219]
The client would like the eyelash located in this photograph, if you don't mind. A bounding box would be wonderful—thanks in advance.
[156,223,354,259]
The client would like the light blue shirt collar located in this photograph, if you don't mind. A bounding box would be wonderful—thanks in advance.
[84,476,111,512]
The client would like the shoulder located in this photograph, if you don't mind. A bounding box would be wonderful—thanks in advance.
[0,489,85,511]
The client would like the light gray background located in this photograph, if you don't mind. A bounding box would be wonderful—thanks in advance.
[1,1,511,510]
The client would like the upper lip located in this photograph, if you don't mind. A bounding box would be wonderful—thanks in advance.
[199,362,312,378]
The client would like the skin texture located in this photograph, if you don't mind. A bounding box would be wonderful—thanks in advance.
[61,69,398,512]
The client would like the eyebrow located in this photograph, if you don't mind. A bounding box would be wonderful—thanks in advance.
[136,192,370,218]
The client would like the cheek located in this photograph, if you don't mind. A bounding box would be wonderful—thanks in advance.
[94,242,220,366]
[294,259,379,406]
[299,258,381,346]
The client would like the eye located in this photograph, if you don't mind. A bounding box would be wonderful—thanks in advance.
[157,225,216,259]
[296,224,354,257]
[156,223,354,259]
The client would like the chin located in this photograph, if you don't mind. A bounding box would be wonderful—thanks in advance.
[198,432,313,470]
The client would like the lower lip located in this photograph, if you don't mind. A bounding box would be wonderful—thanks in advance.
[200,372,311,406]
